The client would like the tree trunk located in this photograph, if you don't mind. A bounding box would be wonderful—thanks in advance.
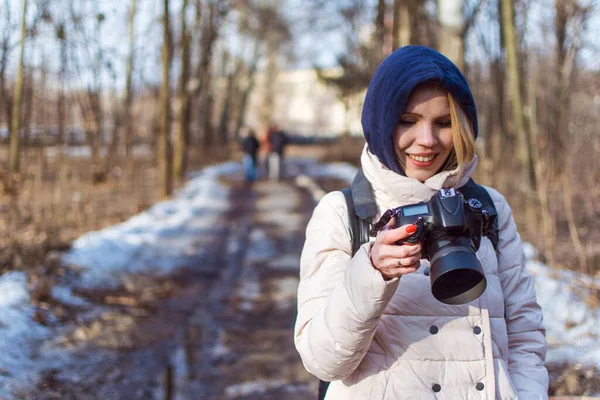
[105,86,121,175]
[218,57,243,145]
[87,4,105,175]
[550,0,585,179]
[260,33,279,134]
[234,39,260,138]
[57,24,67,152]
[9,0,28,173]
[374,0,386,63]
[195,0,219,148]
[123,0,138,158]
[88,90,103,172]
[528,57,555,266]
[501,0,536,190]
[159,0,173,198]
[173,0,191,181]
[392,0,411,49]
[437,0,464,71]
[0,0,13,127]
[23,69,33,148]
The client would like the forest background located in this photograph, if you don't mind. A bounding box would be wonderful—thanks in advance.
[0,0,599,308]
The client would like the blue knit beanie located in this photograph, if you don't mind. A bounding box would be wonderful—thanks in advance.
[361,46,478,175]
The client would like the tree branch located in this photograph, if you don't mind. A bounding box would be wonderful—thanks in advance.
[461,0,485,37]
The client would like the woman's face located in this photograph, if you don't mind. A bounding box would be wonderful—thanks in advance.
[394,84,454,182]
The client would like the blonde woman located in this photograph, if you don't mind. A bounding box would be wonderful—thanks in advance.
[295,46,548,399]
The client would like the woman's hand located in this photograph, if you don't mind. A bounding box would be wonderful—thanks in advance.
[370,220,422,280]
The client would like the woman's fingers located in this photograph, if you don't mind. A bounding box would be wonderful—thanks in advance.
[394,255,421,268]
[370,221,424,279]
[376,240,422,259]
[378,263,420,280]
[377,223,419,245]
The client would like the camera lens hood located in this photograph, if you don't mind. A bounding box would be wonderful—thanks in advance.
[429,246,487,305]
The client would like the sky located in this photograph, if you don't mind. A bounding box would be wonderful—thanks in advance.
[3,0,598,92]
[0,156,599,397]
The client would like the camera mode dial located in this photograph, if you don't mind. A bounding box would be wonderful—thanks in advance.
[466,198,482,212]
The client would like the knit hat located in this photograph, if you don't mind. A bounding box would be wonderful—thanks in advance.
[361,46,478,175]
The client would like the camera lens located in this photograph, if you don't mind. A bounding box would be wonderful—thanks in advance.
[429,246,487,305]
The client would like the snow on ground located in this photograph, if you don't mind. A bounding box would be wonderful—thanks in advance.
[63,161,239,289]
[0,159,599,396]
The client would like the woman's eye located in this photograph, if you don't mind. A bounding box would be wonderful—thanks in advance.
[437,120,452,128]
[398,119,415,126]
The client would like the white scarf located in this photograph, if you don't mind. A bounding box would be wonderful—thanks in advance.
[360,144,478,218]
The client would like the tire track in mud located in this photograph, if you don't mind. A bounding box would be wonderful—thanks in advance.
[175,177,322,399]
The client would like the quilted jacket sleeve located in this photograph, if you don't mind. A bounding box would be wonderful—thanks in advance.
[488,187,549,398]
[294,191,399,381]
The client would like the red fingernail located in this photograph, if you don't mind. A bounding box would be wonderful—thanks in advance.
[406,225,417,234]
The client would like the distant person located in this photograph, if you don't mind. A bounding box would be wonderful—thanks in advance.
[294,46,548,399]
[240,127,260,183]
[266,123,288,180]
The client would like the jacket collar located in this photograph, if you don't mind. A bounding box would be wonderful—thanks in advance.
[359,145,477,217]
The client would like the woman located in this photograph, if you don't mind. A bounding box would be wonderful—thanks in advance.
[294,46,548,399]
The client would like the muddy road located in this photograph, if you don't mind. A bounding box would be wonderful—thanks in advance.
[12,168,347,400]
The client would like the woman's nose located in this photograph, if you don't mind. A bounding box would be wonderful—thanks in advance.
[415,123,438,147]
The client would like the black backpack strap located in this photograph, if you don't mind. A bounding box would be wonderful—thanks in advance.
[458,179,499,250]
[350,169,378,220]
[341,187,368,255]
[317,380,330,400]
[318,175,375,399]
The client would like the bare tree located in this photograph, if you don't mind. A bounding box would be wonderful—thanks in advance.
[123,0,138,158]
[9,0,28,173]
[500,0,536,190]
[392,0,412,49]
[217,50,239,145]
[0,0,15,131]
[173,0,191,180]
[192,0,230,148]
[437,0,484,71]
[547,0,591,177]
[159,0,173,197]
[234,38,260,138]
[56,22,67,151]
[67,2,108,178]
[374,0,386,62]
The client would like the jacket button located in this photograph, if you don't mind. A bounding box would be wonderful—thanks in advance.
[423,267,430,276]
[476,382,485,391]
[432,383,441,392]
[473,326,482,335]
[429,325,438,334]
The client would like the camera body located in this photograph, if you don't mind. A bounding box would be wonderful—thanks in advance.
[391,188,497,304]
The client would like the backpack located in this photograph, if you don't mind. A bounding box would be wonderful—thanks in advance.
[316,170,499,400]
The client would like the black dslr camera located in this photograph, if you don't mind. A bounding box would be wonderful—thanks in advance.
[371,188,497,305]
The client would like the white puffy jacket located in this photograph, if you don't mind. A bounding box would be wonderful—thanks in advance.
[294,147,548,399]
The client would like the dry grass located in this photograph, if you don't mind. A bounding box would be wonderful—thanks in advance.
[0,145,233,276]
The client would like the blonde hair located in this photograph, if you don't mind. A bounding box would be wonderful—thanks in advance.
[443,93,476,180]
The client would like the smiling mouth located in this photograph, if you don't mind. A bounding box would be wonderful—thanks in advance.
[408,154,436,163]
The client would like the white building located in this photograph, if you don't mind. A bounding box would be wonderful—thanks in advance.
[243,67,366,137]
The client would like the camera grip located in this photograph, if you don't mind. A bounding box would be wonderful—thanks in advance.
[396,217,426,246]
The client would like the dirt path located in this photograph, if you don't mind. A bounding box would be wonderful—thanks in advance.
[12,167,347,400]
